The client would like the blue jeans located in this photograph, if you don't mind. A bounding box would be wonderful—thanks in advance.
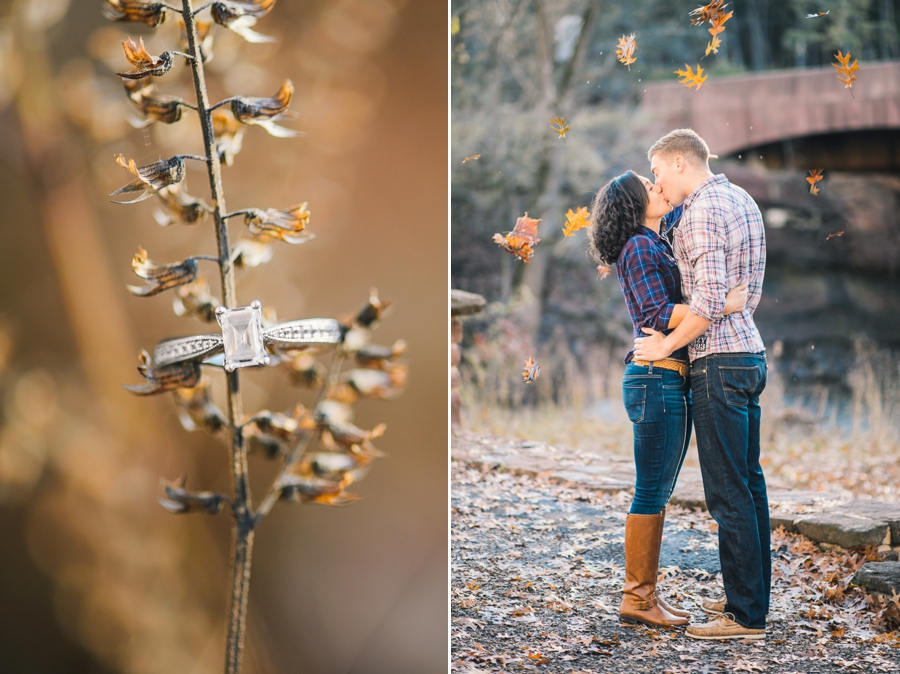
[622,363,692,515]
[690,353,769,629]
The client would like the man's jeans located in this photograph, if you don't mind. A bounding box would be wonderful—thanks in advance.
[690,352,770,629]
[622,363,692,515]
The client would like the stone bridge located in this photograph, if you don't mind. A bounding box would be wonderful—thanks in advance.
[641,60,900,170]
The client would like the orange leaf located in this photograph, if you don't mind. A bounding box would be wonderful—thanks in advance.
[461,154,481,164]
[493,214,541,263]
[689,0,730,26]
[550,116,570,139]
[825,231,844,241]
[596,264,611,280]
[616,34,637,69]
[807,168,824,195]
[562,206,590,237]
[522,357,540,383]
[675,64,707,90]
[832,50,859,96]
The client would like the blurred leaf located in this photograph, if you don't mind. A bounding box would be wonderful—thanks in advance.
[355,339,406,367]
[341,363,407,399]
[522,357,540,383]
[281,352,327,388]
[616,34,636,69]
[550,116,570,139]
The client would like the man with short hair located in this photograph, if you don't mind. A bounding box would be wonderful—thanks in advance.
[633,128,769,640]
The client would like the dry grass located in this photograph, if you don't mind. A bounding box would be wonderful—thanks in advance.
[461,335,900,502]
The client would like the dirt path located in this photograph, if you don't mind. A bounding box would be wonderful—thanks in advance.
[451,449,900,673]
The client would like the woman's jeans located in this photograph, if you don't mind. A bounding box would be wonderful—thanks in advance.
[690,353,769,630]
[622,363,692,516]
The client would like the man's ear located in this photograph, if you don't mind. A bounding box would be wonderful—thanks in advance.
[674,155,685,173]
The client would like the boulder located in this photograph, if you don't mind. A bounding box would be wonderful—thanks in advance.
[794,512,890,549]
[833,500,900,545]
[852,561,900,595]
[451,289,486,317]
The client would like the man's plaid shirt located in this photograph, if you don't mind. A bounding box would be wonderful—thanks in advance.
[616,221,688,364]
[672,174,766,361]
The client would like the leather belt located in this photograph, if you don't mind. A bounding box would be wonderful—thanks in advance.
[632,358,689,376]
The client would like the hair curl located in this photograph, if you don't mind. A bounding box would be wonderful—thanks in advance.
[588,171,648,266]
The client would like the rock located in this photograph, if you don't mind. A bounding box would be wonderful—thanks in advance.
[794,512,890,549]
[769,508,799,533]
[877,545,899,562]
[547,470,632,492]
[833,500,900,546]
[852,561,900,595]
[451,289,486,316]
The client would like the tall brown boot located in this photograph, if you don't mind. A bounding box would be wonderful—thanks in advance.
[619,513,689,627]
[655,509,691,619]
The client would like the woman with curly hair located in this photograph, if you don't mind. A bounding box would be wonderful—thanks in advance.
[588,171,746,628]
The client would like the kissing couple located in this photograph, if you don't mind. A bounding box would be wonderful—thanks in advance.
[587,128,769,640]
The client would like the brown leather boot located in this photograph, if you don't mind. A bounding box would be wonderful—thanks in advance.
[619,513,689,627]
[655,509,691,619]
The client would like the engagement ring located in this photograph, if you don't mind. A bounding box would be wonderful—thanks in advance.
[151,300,344,372]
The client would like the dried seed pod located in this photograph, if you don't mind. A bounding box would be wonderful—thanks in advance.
[244,203,312,244]
[154,185,211,226]
[231,239,274,269]
[211,0,277,43]
[125,80,187,127]
[212,110,245,166]
[103,0,168,26]
[319,420,386,460]
[110,154,186,204]
[298,452,371,484]
[341,363,407,400]
[173,277,220,323]
[279,474,360,506]
[124,350,201,396]
[230,80,298,137]
[355,340,407,368]
[127,247,199,297]
[160,477,228,514]
[352,287,391,329]
[246,404,315,445]
[315,400,354,427]
[281,352,326,388]
[173,378,227,434]
[117,37,176,79]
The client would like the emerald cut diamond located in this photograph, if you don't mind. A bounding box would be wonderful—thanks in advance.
[215,301,270,372]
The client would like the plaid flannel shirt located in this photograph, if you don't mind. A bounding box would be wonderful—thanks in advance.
[616,223,688,364]
[672,174,766,361]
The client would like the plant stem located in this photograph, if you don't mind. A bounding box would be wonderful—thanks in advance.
[181,1,253,673]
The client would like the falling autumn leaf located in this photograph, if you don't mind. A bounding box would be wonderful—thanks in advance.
[704,11,732,55]
[833,50,859,97]
[493,213,541,263]
[550,117,570,139]
[596,264,611,280]
[562,206,590,237]
[616,34,637,69]
[688,0,730,26]
[461,154,481,164]
[675,64,708,90]
[806,11,829,18]
[807,167,824,195]
[522,357,540,383]
[825,231,844,241]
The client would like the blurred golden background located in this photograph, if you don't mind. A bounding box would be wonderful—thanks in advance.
[0,0,447,672]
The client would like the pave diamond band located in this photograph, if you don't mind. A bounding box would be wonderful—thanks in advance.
[150,306,344,370]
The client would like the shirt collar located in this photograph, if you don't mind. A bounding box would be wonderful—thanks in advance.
[683,173,728,210]
[638,224,663,241]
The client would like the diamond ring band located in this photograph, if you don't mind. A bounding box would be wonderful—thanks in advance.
[151,301,344,372]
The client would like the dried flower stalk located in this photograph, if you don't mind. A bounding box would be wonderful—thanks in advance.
[106,2,405,672]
